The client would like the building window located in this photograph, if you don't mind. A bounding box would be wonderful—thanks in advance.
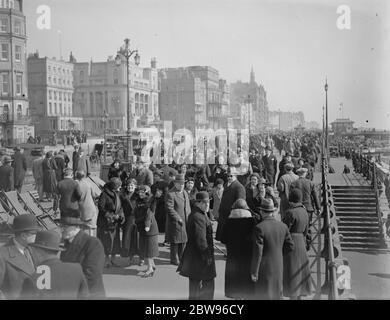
[3,104,8,116]
[59,91,62,101]
[53,77,56,84]
[2,73,9,94]
[17,104,22,119]
[135,93,139,116]
[13,20,21,35]
[59,103,62,115]
[48,66,51,72]
[54,103,57,115]
[53,91,57,100]
[144,95,148,114]
[0,19,7,33]
[49,90,52,100]
[16,74,22,95]
[48,76,51,84]
[15,45,21,62]
[49,102,52,115]
[1,43,8,60]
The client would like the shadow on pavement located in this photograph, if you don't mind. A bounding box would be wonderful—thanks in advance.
[103,267,141,276]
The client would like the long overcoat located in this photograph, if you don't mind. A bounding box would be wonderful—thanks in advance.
[215,180,246,241]
[291,177,320,212]
[60,231,106,299]
[251,216,295,300]
[0,164,14,191]
[78,178,99,228]
[20,258,89,300]
[220,209,256,299]
[0,239,36,299]
[282,203,312,298]
[12,151,27,187]
[54,154,66,182]
[42,157,58,193]
[57,178,82,217]
[165,187,191,244]
[177,203,216,281]
[120,191,139,257]
[277,172,299,218]
[262,154,278,185]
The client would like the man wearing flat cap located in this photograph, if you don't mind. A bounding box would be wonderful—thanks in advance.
[166,173,191,265]
[56,168,82,219]
[0,214,40,299]
[60,216,106,299]
[277,162,298,219]
[20,230,89,300]
[178,191,216,300]
[0,155,14,192]
[291,167,321,229]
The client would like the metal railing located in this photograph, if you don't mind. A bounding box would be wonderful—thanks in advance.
[320,152,339,299]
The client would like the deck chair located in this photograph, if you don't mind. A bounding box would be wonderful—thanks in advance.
[88,175,105,188]
[19,192,59,231]
[0,200,14,243]
[1,191,29,216]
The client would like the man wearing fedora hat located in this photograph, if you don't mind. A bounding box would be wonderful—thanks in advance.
[20,230,89,300]
[166,173,191,265]
[60,216,106,299]
[277,162,298,220]
[250,198,294,300]
[0,214,40,299]
[178,191,216,300]
[0,155,14,192]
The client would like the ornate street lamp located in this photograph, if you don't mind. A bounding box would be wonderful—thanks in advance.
[115,38,140,164]
[102,110,109,162]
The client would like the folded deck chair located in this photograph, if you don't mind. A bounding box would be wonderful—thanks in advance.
[19,192,59,231]
[1,191,29,216]
[0,200,13,243]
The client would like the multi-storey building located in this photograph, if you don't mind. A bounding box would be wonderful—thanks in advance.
[230,68,269,133]
[268,110,305,131]
[330,118,354,135]
[158,67,207,133]
[0,0,34,146]
[73,56,159,135]
[159,66,230,132]
[27,52,83,135]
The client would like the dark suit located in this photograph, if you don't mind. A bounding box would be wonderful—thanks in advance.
[0,164,14,191]
[57,177,82,218]
[262,154,278,187]
[132,167,154,187]
[178,203,216,300]
[0,239,36,299]
[21,258,89,300]
[215,180,246,242]
[12,151,27,193]
[166,187,191,264]
[61,231,106,299]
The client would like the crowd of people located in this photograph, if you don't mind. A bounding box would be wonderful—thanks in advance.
[0,131,327,300]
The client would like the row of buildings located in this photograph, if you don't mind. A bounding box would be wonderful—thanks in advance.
[0,1,313,146]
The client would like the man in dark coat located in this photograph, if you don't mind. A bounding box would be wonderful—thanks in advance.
[56,168,82,218]
[277,153,292,184]
[166,174,191,265]
[291,167,320,227]
[250,199,294,300]
[21,230,89,300]
[249,149,264,177]
[178,191,216,300]
[72,145,80,175]
[131,158,154,187]
[12,147,27,193]
[282,189,312,299]
[215,167,246,242]
[0,214,41,299]
[54,151,66,182]
[60,217,106,299]
[0,156,14,191]
[262,146,278,187]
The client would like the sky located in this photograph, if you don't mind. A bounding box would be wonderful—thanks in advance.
[24,0,390,129]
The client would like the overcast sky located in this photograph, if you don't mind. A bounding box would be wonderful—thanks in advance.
[25,0,390,129]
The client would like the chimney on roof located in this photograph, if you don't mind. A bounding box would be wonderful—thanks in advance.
[151,57,157,69]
